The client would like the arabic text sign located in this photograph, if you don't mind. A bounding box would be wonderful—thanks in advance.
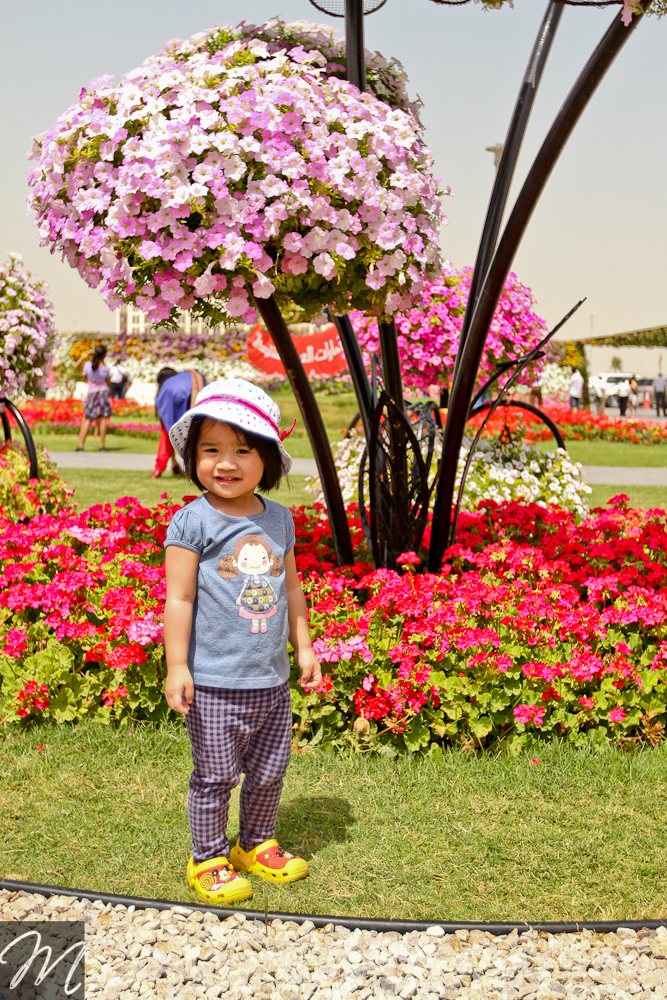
[246,324,348,378]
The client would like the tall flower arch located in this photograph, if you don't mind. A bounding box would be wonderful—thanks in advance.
[0,254,57,397]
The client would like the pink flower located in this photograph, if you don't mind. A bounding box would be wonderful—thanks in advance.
[397,551,420,565]
[2,627,29,657]
[609,708,627,723]
[513,704,545,727]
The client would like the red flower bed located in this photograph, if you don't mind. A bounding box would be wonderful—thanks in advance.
[469,403,667,446]
[8,398,160,439]
[1,487,666,752]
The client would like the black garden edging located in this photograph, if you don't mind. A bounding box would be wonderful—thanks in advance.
[2,879,666,937]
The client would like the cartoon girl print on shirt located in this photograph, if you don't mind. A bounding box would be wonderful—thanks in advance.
[218,535,283,635]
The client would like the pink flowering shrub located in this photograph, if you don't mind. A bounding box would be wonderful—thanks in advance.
[351,268,549,393]
[28,19,444,327]
[0,253,57,396]
[0,494,179,724]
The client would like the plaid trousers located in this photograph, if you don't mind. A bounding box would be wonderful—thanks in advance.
[184,682,292,863]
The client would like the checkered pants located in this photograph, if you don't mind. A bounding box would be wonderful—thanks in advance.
[184,682,292,863]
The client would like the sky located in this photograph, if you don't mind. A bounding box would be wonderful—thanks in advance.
[1,1,665,342]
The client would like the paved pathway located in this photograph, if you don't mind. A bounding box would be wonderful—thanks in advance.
[582,466,667,486]
[49,452,667,486]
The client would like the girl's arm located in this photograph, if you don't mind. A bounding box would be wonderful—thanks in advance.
[164,545,200,714]
[284,549,321,690]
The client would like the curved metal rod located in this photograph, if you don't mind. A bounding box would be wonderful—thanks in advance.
[429,4,648,573]
[471,400,566,452]
[332,314,374,441]
[452,2,563,386]
[254,296,354,566]
[450,399,567,545]
[470,297,586,411]
[451,298,583,538]
[2,399,39,480]
[1,405,11,442]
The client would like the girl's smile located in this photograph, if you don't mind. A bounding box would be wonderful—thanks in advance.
[196,420,265,513]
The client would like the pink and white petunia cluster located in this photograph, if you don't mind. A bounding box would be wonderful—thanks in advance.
[0,254,57,397]
[350,267,549,393]
[27,19,445,326]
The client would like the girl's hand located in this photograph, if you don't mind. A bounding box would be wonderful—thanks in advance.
[297,649,322,691]
[165,664,194,715]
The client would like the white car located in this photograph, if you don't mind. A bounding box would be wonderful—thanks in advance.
[596,372,651,408]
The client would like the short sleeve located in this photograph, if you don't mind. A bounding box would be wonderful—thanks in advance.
[284,507,296,555]
[83,361,91,379]
[164,506,204,554]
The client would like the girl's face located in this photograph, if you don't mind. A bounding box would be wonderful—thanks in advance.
[196,420,265,504]
[236,542,271,575]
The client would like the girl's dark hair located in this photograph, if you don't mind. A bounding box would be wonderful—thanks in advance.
[91,345,107,371]
[156,367,177,390]
[182,416,283,493]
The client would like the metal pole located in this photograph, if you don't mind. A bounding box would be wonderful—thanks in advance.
[452,2,563,387]
[378,319,404,414]
[254,296,354,566]
[346,0,366,93]
[332,314,374,441]
[429,3,648,573]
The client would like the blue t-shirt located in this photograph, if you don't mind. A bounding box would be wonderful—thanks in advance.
[164,495,295,690]
[156,371,205,430]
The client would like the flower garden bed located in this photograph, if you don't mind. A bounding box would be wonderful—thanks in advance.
[472,403,667,446]
[7,398,160,440]
[0,442,665,754]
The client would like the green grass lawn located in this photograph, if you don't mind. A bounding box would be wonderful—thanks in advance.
[35,433,159,455]
[2,724,666,922]
[541,439,667,467]
[59,470,313,512]
[587,484,667,510]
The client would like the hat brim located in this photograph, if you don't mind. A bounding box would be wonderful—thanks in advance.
[169,402,292,476]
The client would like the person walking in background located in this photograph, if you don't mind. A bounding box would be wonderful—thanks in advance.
[109,361,132,400]
[654,372,667,417]
[151,367,207,478]
[589,374,605,416]
[617,378,631,417]
[75,345,111,451]
[568,368,584,410]
[629,375,639,417]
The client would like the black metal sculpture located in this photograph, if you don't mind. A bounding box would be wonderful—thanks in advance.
[429,1,649,570]
[256,0,651,571]
[0,397,39,480]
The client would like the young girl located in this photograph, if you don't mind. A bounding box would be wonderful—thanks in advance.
[163,378,321,904]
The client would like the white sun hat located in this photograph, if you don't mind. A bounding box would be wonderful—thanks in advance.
[169,378,294,475]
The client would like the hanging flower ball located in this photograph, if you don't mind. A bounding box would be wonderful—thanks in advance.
[350,267,549,393]
[0,254,58,397]
[27,20,445,328]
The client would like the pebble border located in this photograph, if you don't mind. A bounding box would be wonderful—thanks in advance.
[1,888,666,1000]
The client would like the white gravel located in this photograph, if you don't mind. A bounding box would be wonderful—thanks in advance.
[1,889,666,1000]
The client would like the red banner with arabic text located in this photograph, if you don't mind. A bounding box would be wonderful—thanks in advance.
[246,323,347,379]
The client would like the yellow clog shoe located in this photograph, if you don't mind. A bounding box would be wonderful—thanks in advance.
[230,839,308,884]
[186,855,253,904]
